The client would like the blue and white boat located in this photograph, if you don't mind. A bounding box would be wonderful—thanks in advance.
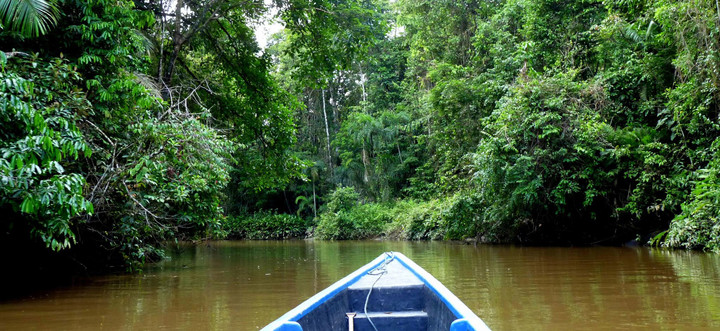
[262,252,491,331]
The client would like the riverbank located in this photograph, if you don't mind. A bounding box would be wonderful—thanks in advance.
[224,198,454,242]
[226,194,655,246]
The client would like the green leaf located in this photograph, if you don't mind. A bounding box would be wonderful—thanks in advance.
[0,0,60,37]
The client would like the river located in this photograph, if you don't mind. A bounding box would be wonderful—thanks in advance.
[1,240,719,330]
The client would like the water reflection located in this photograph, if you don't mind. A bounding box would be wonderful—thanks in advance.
[1,241,719,330]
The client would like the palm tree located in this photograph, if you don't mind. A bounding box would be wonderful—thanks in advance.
[0,0,59,38]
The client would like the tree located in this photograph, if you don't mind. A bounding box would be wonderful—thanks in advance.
[0,55,93,251]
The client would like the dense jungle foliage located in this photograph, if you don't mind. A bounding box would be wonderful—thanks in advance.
[267,0,720,250]
[1,0,720,274]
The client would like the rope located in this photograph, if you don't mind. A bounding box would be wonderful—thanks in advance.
[363,252,395,331]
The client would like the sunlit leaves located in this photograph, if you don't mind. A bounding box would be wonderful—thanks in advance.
[0,0,59,37]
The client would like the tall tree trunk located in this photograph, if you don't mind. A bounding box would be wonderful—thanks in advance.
[330,85,339,125]
[283,190,292,214]
[322,89,332,173]
[360,69,367,113]
[362,135,370,183]
[161,0,185,101]
[397,142,403,163]
[362,146,370,183]
[162,49,180,100]
[157,0,165,85]
[312,181,317,218]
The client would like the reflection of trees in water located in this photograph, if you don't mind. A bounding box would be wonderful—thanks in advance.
[657,249,720,327]
[445,247,720,330]
[114,241,329,329]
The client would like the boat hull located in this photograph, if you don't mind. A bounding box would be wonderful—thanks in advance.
[263,252,491,331]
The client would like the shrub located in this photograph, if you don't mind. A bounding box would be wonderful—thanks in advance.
[312,186,455,239]
[389,199,450,240]
[468,73,621,243]
[225,212,309,239]
[345,204,393,238]
[315,186,367,239]
[666,138,720,252]
[315,197,451,240]
[443,193,487,240]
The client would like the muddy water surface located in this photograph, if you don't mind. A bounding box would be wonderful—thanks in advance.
[1,240,719,330]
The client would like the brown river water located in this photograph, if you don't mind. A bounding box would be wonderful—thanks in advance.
[1,240,719,330]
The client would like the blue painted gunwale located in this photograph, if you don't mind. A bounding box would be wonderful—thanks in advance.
[261,252,491,331]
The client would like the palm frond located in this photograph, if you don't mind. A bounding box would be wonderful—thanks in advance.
[622,25,643,45]
[0,0,59,37]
